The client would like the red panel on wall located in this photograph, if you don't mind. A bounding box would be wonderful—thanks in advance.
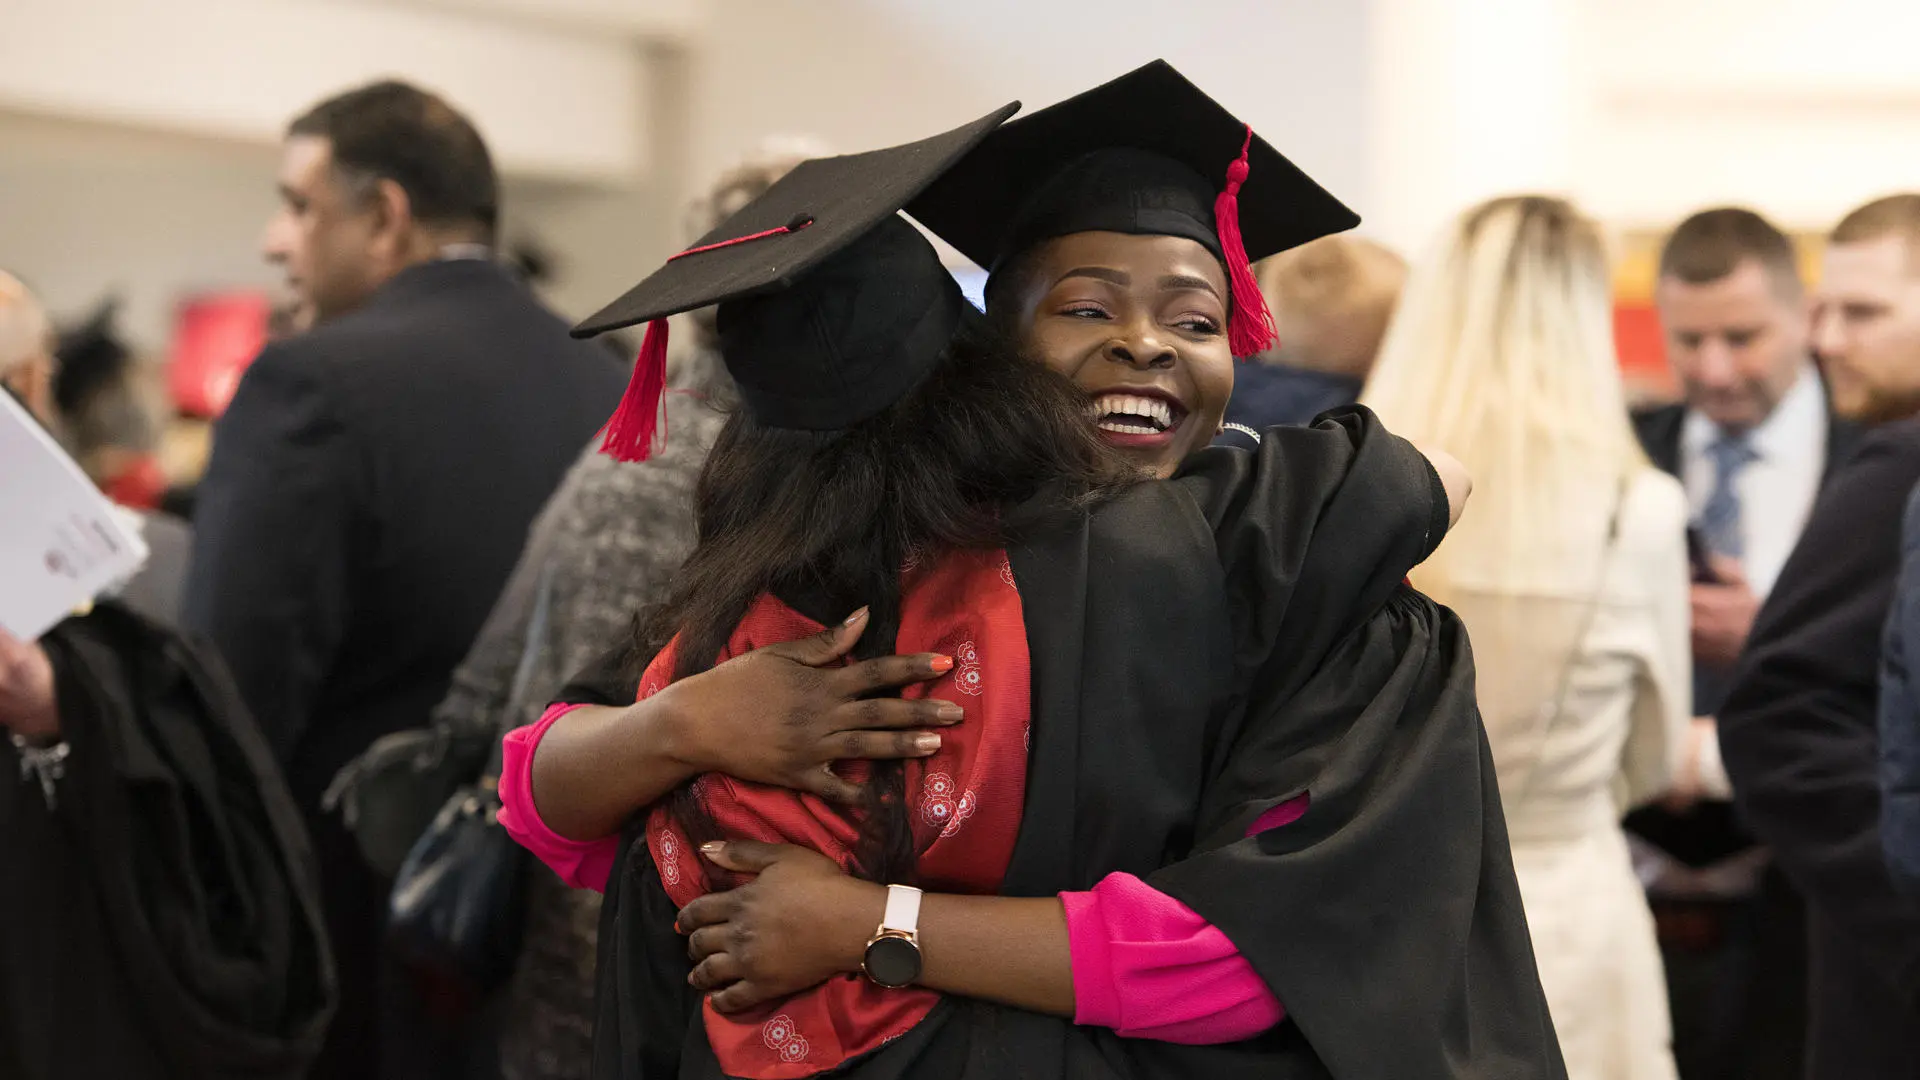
[1614,300,1677,400]
[168,291,269,419]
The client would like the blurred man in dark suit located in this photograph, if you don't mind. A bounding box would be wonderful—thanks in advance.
[1720,194,1920,1078]
[1638,209,1858,710]
[182,81,625,1079]
[1626,208,1860,1080]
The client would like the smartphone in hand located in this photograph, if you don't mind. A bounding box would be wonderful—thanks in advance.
[1686,526,1721,585]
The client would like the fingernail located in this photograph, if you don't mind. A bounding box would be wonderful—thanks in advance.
[843,607,869,626]
[936,702,964,722]
[700,841,724,855]
[915,733,942,754]
[673,919,683,934]
[928,654,954,673]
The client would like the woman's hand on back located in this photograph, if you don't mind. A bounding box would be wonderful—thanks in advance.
[656,607,963,804]
[530,608,961,841]
[680,841,882,1013]
[681,840,1078,1018]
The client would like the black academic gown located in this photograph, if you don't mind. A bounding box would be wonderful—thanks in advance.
[586,409,1565,1079]
[0,603,335,1080]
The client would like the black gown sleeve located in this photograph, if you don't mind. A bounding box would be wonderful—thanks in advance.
[1141,408,1562,1077]
[1174,406,1447,697]
[1146,588,1564,1080]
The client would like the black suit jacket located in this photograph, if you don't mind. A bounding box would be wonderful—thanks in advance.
[1720,417,1920,1077]
[183,261,625,808]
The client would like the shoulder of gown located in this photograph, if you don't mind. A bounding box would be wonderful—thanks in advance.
[1169,405,1449,686]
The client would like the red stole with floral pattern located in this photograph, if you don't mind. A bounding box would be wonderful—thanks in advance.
[642,549,1030,1079]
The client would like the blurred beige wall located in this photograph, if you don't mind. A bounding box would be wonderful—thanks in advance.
[0,0,658,182]
[0,117,670,349]
[1369,0,1920,253]
[683,0,1376,261]
[9,0,1920,359]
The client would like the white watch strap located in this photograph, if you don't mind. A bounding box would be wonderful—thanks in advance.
[881,884,923,934]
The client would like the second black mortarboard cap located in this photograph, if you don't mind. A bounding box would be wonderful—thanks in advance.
[575,102,1020,460]
[909,60,1359,357]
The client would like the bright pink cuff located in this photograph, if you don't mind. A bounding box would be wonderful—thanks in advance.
[1058,794,1306,1044]
[1063,872,1284,1044]
[498,702,622,892]
[1247,792,1309,834]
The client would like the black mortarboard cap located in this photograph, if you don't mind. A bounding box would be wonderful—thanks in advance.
[716,215,969,432]
[909,60,1359,357]
[574,103,1020,461]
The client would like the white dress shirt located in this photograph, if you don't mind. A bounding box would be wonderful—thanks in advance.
[1669,363,1827,824]
[1680,363,1828,599]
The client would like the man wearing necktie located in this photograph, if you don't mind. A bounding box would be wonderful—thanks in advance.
[1628,208,1860,1080]
[1692,433,1761,703]
[1697,435,1760,558]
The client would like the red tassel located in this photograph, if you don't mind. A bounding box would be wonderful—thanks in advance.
[1214,125,1278,360]
[599,318,670,462]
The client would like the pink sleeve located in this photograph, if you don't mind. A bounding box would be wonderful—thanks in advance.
[1063,873,1283,1043]
[1060,794,1307,1044]
[498,702,622,893]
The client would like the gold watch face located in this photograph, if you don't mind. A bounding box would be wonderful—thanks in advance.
[863,934,921,988]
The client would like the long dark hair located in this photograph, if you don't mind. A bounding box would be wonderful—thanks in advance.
[639,314,1134,885]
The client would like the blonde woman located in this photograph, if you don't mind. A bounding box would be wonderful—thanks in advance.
[1363,195,1688,1080]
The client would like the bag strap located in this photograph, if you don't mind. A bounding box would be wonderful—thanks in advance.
[1507,477,1630,808]
[483,561,557,781]
[510,560,558,711]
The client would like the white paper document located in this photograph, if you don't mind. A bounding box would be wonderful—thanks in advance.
[0,390,149,640]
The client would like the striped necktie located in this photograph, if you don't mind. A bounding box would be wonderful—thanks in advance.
[1697,433,1759,559]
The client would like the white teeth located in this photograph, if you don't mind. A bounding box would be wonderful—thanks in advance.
[1092,392,1176,432]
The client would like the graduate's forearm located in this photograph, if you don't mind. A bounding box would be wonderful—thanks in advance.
[908,894,1076,1017]
[531,699,699,842]
[693,844,1076,1017]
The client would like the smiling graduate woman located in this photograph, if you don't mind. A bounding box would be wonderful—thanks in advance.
[501,64,1564,1080]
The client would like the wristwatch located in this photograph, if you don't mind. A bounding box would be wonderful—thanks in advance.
[861,884,924,988]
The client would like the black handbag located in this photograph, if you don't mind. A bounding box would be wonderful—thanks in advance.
[382,562,557,994]
[323,725,489,880]
[384,737,527,993]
